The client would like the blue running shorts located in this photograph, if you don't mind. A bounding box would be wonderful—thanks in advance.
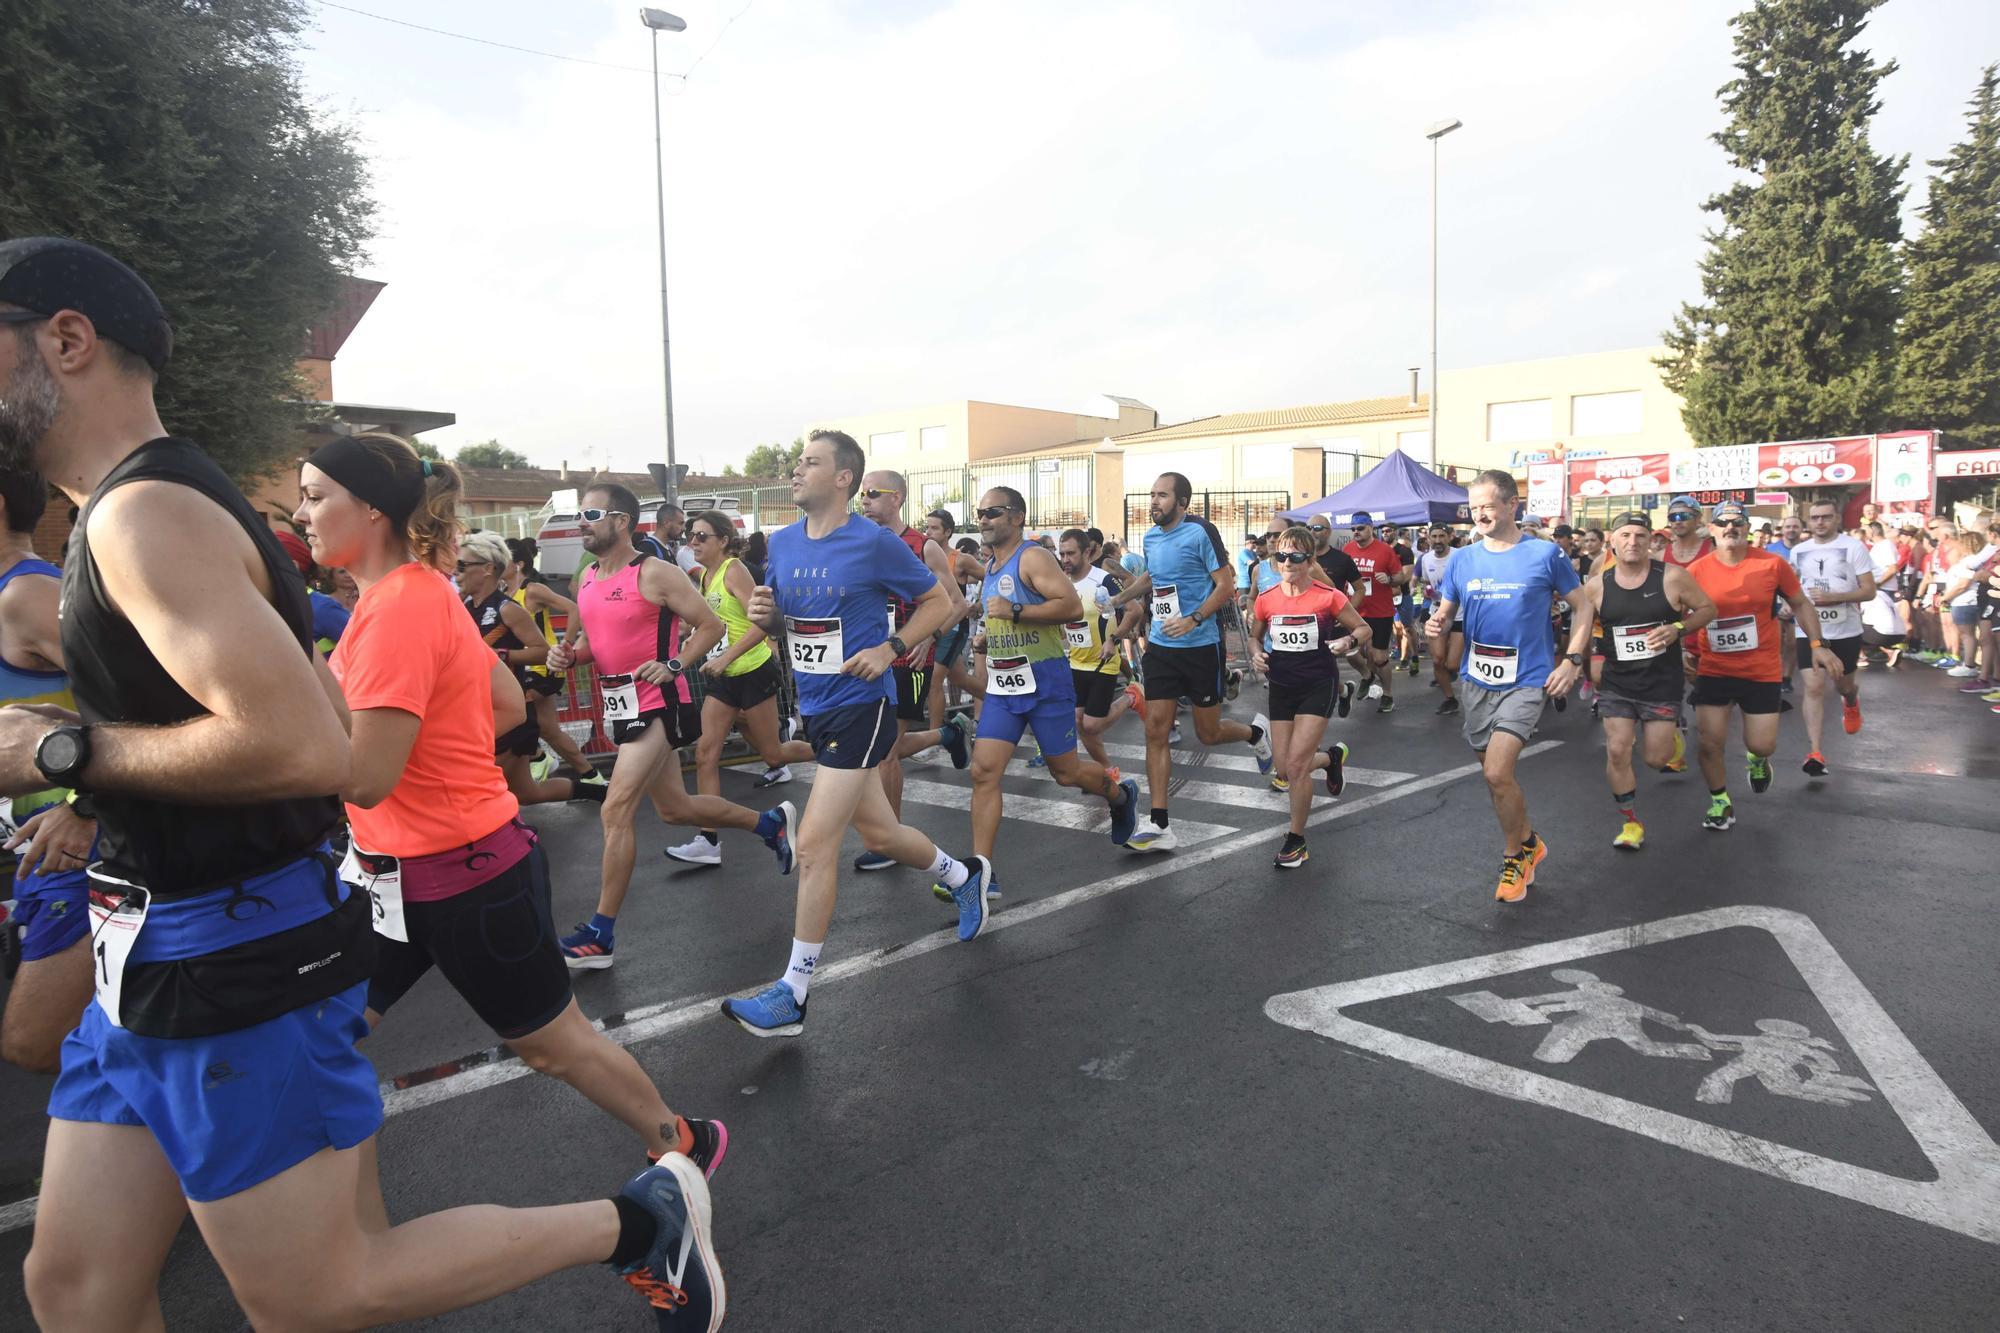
[975,685,1080,758]
[11,867,91,962]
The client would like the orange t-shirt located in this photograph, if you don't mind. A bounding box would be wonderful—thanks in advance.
[1686,548,1802,683]
[330,563,519,857]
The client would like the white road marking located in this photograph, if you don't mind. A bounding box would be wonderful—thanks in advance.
[0,743,1556,1236]
[1008,761,1412,813]
[1078,741,1417,787]
[898,776,1238,846]
[1264,906,2000,1246]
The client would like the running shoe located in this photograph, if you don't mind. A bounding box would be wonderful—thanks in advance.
[561,922,615,970]
[670,1118,731,1181]
[1226,668,1243,702]
[1366,682,1385,702]
[1747,753,1772,793]
[1948,665,1978,678]
[616,1154,725,1332]
[1270,774,1289,792]
[751,765,792,789]
[1958,681,1994,694]
[1275,833,1309,869]
[950,855,995,941]
[1494,853,1531,903]
[853,850,897,872]
[1109,777,1139,847]
[1612,820,1645,851]
[1249,712,1275,775]
[938,717,970,770]
[666,835,722,866]
[1377,695,1396,715]
[932,877,1004,903]
[1122,682,1144,713]
[1406,655,1420,676]
[1935,656,1961,669]
[1522,832,1550,881]
[530,750,554,784]
[1982,690,2000,703]
[1436,694,1459,716]
[574,768,610,791]
[721,981,806,1037]
[1339,680,1357,718]
[1324,741,1350,799]
[1664,731,1686,773]
[1126,823,1178,853]
[1703,795,1736,831]
[1026,751,1047,769]
[1802,751,1828,777]
[759,801,797,874]
[1168,725,1183,745]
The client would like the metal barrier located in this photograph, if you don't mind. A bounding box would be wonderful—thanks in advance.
[1122,489,1293,545]
[900,456,1095,533]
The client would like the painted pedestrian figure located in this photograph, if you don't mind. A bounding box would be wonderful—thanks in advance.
[1688,1019,1875,1106]
[1450,968,1710,1064]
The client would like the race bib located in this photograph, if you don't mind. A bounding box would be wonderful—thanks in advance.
[1467,641,1520,685]
[1612,622,1665,662]
[785,617,845,675]
[1710,615,1759,653]
[340,842,408,943]
[987,653,1036,696]
[1269,613,1321,653]
[599,672,642,719]
[1062,621,1092,652]
[1151,583,1181,621]
[706,630,731,663]
[86,869,150,1030]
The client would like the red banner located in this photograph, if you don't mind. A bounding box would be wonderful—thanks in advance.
[1754,437,1872,488]
[1570,453,1671,498]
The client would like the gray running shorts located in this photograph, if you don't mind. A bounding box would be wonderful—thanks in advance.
[1456,678,1546,752]
[1594,683,1682,727]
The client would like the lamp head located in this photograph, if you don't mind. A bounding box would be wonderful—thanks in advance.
[640,8,687,31]
[1425,117,1464,140]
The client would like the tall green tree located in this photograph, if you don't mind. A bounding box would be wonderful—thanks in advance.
[1660,0,1907,445]
[740,437,804,479]
[454,440,531,469]
[0,0,374,481]
[1896,64,2000,448]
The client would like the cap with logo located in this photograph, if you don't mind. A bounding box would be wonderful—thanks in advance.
[0,237,172,372]
[1667,494,1701,514]
[1711,501,1750,523]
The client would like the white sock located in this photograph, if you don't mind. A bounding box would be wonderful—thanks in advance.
[783,938,821,1002]
[929,849,971,889]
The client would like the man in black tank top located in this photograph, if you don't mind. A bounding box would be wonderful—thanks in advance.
[1580,512,1717,853]
[0,240,717,1331]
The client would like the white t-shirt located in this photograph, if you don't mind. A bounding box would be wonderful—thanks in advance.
[1863,538,1905,636]
[1788,534,1872,639]
[1945,550,1994,609]
[1416,549,1450,601]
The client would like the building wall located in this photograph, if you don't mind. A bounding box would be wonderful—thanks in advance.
[1436,346,1694,472]
[1114,413,1424,501]
[806,396,1156,475]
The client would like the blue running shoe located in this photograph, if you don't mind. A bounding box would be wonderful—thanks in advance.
[950,855,994,941]
[932,878,1004,903]
[853,850,897,872]
[758,800,797,875]
[938,717,970,770]
[560,921,614,971]
[720,981,806,1038]
[1026,751,1046,769]
[1109,776,1139,846]
[616,1153,725,1331]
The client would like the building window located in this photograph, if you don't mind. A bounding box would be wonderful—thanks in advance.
[1571,390,1642,436]
[1485,399,1552,444]
[919,425,948,452]
[869,430,908,454]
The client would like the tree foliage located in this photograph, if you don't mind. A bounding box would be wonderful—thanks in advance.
[409,436,443,461]
[1660,0,1906,445]
[454,440,530,469]
[1896,64,2000,448]
[0,0,376,483]
[740,437,804,480]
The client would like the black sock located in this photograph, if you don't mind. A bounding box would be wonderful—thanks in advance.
[1710,787,1729,799]
[1248,723,1265,746]
[571,776,607,804]
[1520,831,1540,853]
[699,831,718,845]
[1151,807,1169,829]
[607,1193,657,1268]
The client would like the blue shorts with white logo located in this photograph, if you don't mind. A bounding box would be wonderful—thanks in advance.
[11,866,91,962]
[975,668,1079,758]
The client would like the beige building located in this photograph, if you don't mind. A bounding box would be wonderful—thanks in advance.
[1436,345,1696,473]
[805,395,1158,473]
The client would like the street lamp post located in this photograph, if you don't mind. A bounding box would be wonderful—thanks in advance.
[1425,117,1462,470]
[641,8,686,499]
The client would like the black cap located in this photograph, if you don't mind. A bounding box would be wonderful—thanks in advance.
[1611,510,1652,531]
[0,237,172,372]
[1552,523,1575,538]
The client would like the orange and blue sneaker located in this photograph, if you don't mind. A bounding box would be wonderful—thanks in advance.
[616,1153,725,1331]
[560,921,614,971]
[1494,853,1531,903]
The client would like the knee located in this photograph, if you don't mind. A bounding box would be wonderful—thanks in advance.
[0,1027,61,1074]
[1482,761,1514,792]
[969,756,1005,785]
[1192,717,1226,745]
[511,1037,572,1081]
[1605,741,1633,767]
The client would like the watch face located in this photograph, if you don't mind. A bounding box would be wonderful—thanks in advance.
[41,730,81,773]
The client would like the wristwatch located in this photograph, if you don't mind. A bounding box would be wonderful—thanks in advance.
[1563,652,1585,666]
[1009,602,1024,621]
[36,724,92,789]
[887,635,910,657]
[663,657,684,676]
[1191,610,1207,625]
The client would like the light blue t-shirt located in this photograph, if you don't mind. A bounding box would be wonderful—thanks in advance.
[1437,537,1581,691]
[1234,543,1256,588]
[1251,558,1284,649]
[1143,516,1227,650]
[767,514,938,715]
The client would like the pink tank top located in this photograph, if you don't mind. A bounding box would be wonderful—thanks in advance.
[577,555,691,714]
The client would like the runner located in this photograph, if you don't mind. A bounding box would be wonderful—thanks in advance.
[1786,498,1876,775]
[1058,526,1142,771]
[299,435,728,1186]
[546,480,795,963]
[723,430,992,1037]
[506,536,602,784]
[456,531,603,809]
[1343,517,1408,713]
[1859,520,1909,668]
[854,472,972,871]
[1415,524,1463,714]
[1108,472,1273,853]
[1581,512,1717,850]
[1662,496,1715,568]
[1427,470,1591,902]
[1248,524,1369,867]
[0,239,715,1331]
[923,508,984,730]
[676,508,818,866]
[1305,514,1365,716]
[0,467,98,1073]
[961,494,1138,890]
[1686,501,1842,829]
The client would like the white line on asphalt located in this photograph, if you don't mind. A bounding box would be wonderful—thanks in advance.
[0,742,1558,1236]
[898,777,1239,847]
[1076,741,1418,787]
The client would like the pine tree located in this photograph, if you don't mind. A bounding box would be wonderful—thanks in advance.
[1895,64,2000,448]
[1660,0,1907,445]
[0,0,374,482]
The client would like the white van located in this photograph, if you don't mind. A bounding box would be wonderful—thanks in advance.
[534,494,747,586]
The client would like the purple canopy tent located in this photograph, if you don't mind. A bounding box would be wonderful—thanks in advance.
[1278,450,1470,527]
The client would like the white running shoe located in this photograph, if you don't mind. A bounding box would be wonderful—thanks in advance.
[752,765,793,789]
[665,835,722,866]
[1125,823,1179,853]
[1248,711,1275,774]
[1366,682,1385,701]
[1947,665,1978,678]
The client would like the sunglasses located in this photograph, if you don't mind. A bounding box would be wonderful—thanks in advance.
[975,505,1022,520]
[861,488,902,501]
[1712,518,1747,530]
[579,507,622,523]
[1667,511,1697,521]
[689,530,720,542]
[1273,551,1313,565]
[0,311,46,327]
[1307,524,1330,533]
[454,559,485,572]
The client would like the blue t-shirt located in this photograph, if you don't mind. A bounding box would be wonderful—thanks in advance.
[1766,539,1792,561]
[1250,558,1284,649]
[308,589,350,646]
[1143,516,1227,650]
[1234,544,1255,588]
[767,514,938,715]
[1120,551,1146,578]
[1437,538,1581,691]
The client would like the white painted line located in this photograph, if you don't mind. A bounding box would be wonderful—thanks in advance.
[1264,906,2000,1246]
[1009,766,1414,816]
[898,777,1238,847]
[0,745,1548,1236]
[1082,741,1417,787]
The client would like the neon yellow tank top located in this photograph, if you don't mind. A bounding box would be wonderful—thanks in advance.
[512,586,558,676]
[701,557,771,676]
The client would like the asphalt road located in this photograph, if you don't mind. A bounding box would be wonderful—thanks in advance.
[2,659,1996,1330]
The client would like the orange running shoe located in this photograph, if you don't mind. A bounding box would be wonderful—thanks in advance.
[1842,698,1862,734]
[1494,853,1530,903]
[1522,832,1550,883]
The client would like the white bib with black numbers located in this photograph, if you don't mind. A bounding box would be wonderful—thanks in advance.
[340,842,408,943]
[599,672,642,720]
[1269,613,1320,653]
[1062,621,1092,652]
[1150,583,1181,621]
[784,617,845,675]
[1709,615,1759,654]
[85,869,151,1030]
[1612,621,1665,662]
[986,654,1036,696]
[1467,641,1520,685]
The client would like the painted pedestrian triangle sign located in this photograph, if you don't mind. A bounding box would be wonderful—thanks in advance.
[1264,907,2000,1244]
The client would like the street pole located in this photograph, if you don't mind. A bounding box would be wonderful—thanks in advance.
[1426,117,1462,471]
[642,9,687,500]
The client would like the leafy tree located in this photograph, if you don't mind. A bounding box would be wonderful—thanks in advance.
[720,463,739,477]
[455,440,531,469]
[0,0,374,481]
[1660,0,1907,444]
[409,436,443,461]
[1896,64,2000,448]
[740,437,804,480]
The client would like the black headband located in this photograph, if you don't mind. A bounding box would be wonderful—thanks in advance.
[308,436,428,524]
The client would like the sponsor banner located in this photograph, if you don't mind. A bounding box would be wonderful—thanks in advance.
[1755,436,1872,489]
[1672,444,1758,492]
[1525,461,1567,518]
[1570,453,1671,498]
[1873,430,1934,501]
[1934,448,2000,480]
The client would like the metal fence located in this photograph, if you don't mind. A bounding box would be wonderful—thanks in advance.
[900,456,1094,533]
[1122,489,1293,546]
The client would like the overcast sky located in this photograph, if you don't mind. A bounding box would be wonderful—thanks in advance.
[294,0,2000,476]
